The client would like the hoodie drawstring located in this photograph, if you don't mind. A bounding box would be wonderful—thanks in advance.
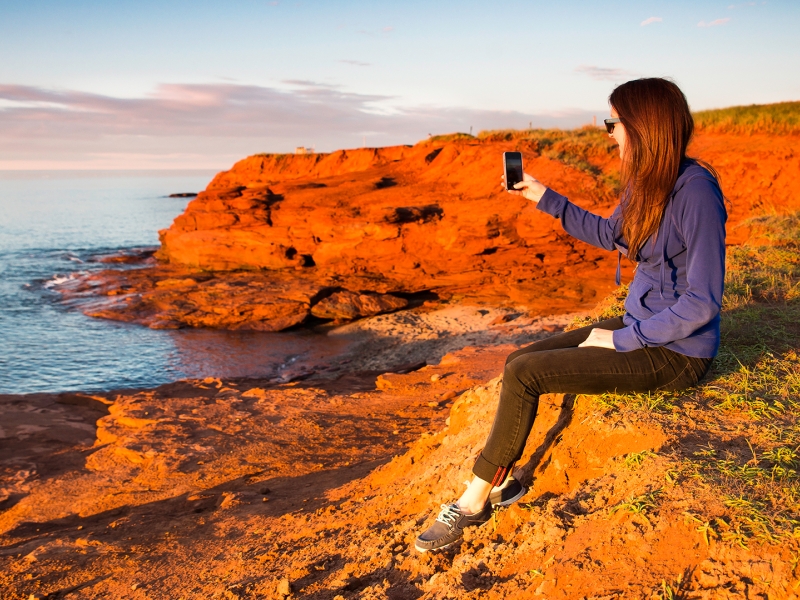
[659,218,668,299]
[659,192,679,299]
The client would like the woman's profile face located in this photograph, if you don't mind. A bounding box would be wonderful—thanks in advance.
[609,107,627,160]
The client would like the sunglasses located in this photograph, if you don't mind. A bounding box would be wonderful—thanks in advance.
[604,117,621,134]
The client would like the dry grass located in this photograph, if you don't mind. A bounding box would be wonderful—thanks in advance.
[693,101,800,135]
[423,132,477,144]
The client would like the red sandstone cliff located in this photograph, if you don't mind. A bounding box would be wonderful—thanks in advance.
[62,129,800,331]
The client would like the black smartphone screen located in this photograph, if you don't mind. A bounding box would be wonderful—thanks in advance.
[504,152,523,190]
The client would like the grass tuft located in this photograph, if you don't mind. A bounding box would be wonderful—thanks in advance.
[610,489,662,516]
[593,389,676,413]
[625,450,658,469]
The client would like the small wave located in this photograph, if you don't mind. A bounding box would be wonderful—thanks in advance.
[43,273,79,289]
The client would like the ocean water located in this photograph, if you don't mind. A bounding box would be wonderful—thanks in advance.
[0,171,349,395]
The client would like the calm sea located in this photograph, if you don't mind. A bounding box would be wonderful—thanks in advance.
[0,170,349,395]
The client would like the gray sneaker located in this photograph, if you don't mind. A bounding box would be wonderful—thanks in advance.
[414,502,493,552]
[489,476,526,507]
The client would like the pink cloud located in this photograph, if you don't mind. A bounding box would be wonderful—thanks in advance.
[698,17,731,27]
[575,65,637,82]
[0,82,599,169]
[640,17,662,26]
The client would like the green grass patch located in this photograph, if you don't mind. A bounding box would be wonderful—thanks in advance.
[693,101,800,135]
[683,443,800,546]
[703,350,800,419]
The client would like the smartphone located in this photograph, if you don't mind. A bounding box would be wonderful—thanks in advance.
[503,152,524,191]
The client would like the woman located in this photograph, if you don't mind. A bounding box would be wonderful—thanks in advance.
[415,78,726,552]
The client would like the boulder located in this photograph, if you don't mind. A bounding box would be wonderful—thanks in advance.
[311,291,408,320]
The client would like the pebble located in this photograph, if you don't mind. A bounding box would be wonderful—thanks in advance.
[277,578,292,596]
[430,374,442,382]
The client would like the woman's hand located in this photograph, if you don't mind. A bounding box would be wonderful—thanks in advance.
[578,328,616,350]
[501,172,547,204]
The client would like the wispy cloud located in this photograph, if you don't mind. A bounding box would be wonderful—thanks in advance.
[640,16,662,26]
[698,17,731,27]
[575,65,636,82]
[0,82,599,169]
[339,59,371,67]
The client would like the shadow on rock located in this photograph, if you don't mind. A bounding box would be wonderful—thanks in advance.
[516,393,578,488]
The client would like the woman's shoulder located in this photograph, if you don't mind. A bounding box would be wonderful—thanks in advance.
[676,160,719,188]
[673,161,723,202]
[671,161,726,227]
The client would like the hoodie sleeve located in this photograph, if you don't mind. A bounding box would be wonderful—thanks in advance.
[536,188,622,252]
[612,176,727,352]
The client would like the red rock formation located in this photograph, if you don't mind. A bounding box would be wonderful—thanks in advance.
[157,139,619,284]
[67,130,800,331]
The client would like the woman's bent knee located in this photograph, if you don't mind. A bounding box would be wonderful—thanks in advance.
[502,357,524,385]
[502,354,545,399]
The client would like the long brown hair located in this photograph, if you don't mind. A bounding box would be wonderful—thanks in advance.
[609,78,703,260]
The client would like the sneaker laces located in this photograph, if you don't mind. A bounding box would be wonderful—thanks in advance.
[435,503,461,527]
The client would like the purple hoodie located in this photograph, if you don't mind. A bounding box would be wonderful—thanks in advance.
[537,161,727,358]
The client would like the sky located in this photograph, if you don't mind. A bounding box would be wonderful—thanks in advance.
[0,0,798,170]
